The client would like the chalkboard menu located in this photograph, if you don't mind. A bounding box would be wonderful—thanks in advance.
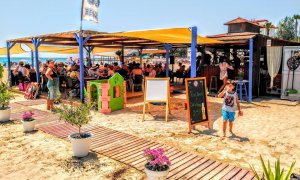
[185,78,210,133]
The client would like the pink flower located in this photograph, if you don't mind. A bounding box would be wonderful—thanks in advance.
[143,148,171,167]
[22,111,34,119]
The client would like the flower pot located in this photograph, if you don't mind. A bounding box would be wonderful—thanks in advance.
[145,167,170,180]
[22,120,36,132]
[68,132,93,157]
[0,107,11,122]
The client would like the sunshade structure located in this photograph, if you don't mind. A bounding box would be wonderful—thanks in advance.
[0,44,26,55]
[6,27,223,102]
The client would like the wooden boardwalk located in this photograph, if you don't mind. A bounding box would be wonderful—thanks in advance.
[38,123,255,180]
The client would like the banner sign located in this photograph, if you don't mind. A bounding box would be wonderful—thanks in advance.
[82,0,100,23]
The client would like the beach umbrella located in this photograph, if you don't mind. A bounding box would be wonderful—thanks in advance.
[143,55,151,59]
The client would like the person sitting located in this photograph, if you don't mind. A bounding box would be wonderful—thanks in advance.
[13,61,29,88]
[119,64,130,79]
[107,65,115,78]
[144,64,152,77]
[113,62,121,72]
[24,64,37,82]
[131,63,143,79]
[88,64,99,78]
[149,66,157,77]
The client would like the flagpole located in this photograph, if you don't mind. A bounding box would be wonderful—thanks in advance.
[80,0,84,31]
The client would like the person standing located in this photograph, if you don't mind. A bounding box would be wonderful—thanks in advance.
[45,60,59,111]
[217,81,243,137]
[218,56,234,93]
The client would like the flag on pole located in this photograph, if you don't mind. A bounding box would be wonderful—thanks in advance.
[81,0,100,23]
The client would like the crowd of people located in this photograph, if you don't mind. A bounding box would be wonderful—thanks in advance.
[12,57,195,98]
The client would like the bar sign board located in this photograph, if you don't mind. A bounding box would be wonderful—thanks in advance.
[185,77,211,133]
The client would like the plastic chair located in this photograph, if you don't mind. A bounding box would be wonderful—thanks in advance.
[130,75,144,92]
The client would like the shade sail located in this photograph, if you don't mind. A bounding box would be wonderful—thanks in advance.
[0,44,26,55]
[26,44,79,54]
[109,28,223,45]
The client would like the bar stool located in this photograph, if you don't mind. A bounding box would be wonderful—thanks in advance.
[234,80,248,103]
[209,76,218,92]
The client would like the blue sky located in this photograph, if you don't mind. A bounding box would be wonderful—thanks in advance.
[0,0,299,48]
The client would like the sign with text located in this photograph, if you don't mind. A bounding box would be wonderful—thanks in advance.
[82,0,100,23]
[185,78,210,133]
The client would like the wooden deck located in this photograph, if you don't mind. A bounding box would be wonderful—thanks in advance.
[38,123,255,180]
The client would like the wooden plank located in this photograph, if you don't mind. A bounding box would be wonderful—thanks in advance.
[93,135,141,152]
[220,167,242,180]
[113,142,159,159]
[180,159,215,179]
[124,145,174,165]
[95,138,148,154]
[167,154,198,176]
[107,141,156,158]
[210,165,236,180]
[132,147,179,169]
[231,169,250,180]
[91,132,133,147]
[241,171,255,180]
[136,150,187,171]
[167,156,204,179]
[200,163,228,180]
[90,131,124,146]
[119,144,161,164]
[91,134,139,150]
[190,161,222,180]
[121,144,167,164]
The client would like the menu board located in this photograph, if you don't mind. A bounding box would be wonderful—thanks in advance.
[185,78,210,132]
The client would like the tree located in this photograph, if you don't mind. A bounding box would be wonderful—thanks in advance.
[293,14,300,41]
[173,48,187,57]
[276,16,296,41]
[265,22,273,36]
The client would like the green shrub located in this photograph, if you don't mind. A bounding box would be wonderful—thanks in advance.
[0,82,14,110]
[251,155,296,180]
[55,103,92,137]
[0,63,3,80]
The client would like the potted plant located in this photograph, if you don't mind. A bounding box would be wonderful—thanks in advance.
[21,111,36,132]
[0,82,14,122]
[251,155,296,180]
[143,148,171,180]
[56,103,93,157]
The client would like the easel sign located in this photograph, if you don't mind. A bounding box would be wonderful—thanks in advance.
[185,77,211,133]
[142,77,170,122]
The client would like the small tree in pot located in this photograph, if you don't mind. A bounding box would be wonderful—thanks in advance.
[143,148,171,180]
[56,103,93,157]
[0,82,14,122]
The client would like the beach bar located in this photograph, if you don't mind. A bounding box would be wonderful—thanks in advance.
[5,28,222,102]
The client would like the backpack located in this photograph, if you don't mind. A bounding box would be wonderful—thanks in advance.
[24,83,39,99]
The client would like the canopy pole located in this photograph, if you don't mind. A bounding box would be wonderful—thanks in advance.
[164,44,172,77]
[139,48,143,68]
[6,42,16,87]
[85,45,94,59]
[248,38,253,102]
[74,32,91,103]
[32,38,41,85]
[190,26,198,78]
[121,43,124,67]
[30,50,34,68]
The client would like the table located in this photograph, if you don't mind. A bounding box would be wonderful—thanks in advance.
[234,80,248,103]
